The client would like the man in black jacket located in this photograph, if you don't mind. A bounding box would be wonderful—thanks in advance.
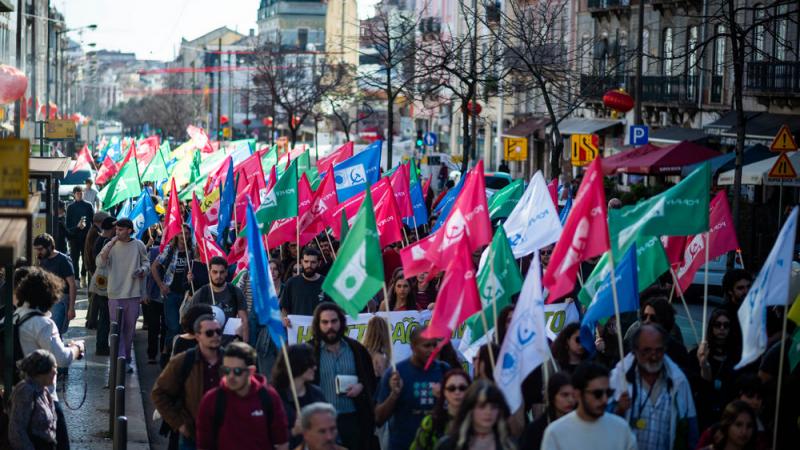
[309,302,376,450]
[65,186,95,286]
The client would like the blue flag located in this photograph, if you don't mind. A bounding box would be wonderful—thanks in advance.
[245,201,285,348]
[559,194,572,226]
[117,198,133,219]
[333,140,382,202]
[579,244,639,354]
[129,192,160,240]
[431,174,466,232]
[217,161,235,247]
[404,181,429,229]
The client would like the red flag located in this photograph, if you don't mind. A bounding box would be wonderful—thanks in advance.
[329,178,395,239]
[317,141,353,174]
[233,151,266,190]
[203,192,220,227]
[662,236,687,266]
[547,178,559,212]
[300,172,337,238]
[373,182,404,247]
[235,164,270,224]
[198,236,226,264]
[268,173,315,248]
[424,160,491,271]
[160,178,184,252]
[120,140,136,167]
[399,233,436,278]
[389,163,414,218]
[136,136,159,165]
[422,239,481,340]
[543,158,609,303]
[203,156,232,195]
[190,193,209,243]
[227,234,247,265]
[674,191,739,294]
[95,157,119,186]
[72,144,94,173]
[422,176,431,198]
[187,125,214,153]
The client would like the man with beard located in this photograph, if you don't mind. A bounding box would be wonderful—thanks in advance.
[309,303,376,450]
[375,327,448,450]
[542,362,636,450]
[33,233,76,336]
[190,256,249,343]
[280,248,327,324]
[610,324,698,450]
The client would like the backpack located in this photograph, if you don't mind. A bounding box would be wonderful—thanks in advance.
[0,311,45,387]
[211,385,273,450]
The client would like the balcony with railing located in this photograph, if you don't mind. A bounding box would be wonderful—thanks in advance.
[580,74,699,105]
[579,74,626,99]
[587,0,631,17]
[745,61,800,97]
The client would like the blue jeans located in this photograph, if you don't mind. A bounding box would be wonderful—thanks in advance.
[164,291,182,353]
[51,298,69,336]
[179,435,196,450]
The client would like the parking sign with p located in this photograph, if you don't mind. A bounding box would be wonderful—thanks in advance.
[629,125,649,146]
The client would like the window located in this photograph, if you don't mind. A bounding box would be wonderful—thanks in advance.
[642,28,650,74]
[714,25,726,76]
[687,26,698,76]
[662,27,673,75]
[754,4,765,61]
[297,28,308,51]
[775,3,789,60]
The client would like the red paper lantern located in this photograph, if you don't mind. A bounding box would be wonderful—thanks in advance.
[242,118,252,127]
[291,116,301,127]
[602,89,634,113]
[466,101,482,116]
[262,117,273,127]
[0,65,28,104]
[220,114,229,125]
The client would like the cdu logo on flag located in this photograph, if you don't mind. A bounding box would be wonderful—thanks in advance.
[335,164,367,189]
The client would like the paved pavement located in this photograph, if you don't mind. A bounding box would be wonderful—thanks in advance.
[61,289,150,449]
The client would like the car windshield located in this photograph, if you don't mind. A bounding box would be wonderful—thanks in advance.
[485,175,511,190]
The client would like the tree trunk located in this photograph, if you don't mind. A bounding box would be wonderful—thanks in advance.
[387,95,394,171]
[538,77,562,180]
[290,125,298,148]
[461,101,471,174]
[727,3,745,269]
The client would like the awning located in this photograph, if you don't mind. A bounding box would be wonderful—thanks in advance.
[557,118,623,135]
[603,141,720,175]
[504,117,549,137]
[704,111,800,142]
[680,144,773,177]
[649,127,712,145]
[718,150,800,186]
[602,143,662,175]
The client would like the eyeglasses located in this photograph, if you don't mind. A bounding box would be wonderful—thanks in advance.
[445,384,469,392]
[712,321,731,329]
[585,388,615,400]
[203,329,223,337]
[221,366,248,377]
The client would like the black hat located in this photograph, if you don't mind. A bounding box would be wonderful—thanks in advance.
[101,217,116,230]
[115,218,134,230]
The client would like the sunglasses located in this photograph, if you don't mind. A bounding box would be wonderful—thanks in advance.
[712,321,731,329]
[586,388,615,400]
[445,384,469,392]
[203,329,223,337]
[221,366,248,377]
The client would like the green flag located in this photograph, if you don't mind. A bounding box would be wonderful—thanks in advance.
[409,160,421,186]
[578,235,670,307]
[789,328,800,372]
[489,179,525,220]
[307,167,320,190]
[256,159,299,232]
[322,189,384,318]
[295,150,312,177]
[189,150,202,184]
[464,228,523,342]
[100,160,141,209]
[340,209,350,242]
[609,162,711,254]
[141,147,170,183]
[261,145,278,174]
[384,164,400,177]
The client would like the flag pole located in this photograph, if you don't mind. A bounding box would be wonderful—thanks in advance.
[772,303,790,450]
[296,218,300,270]
[180,228,196,295]
[701,231,710,342]
[489,251,499,346]
[325,231,337,259]
[381,283,397,372]
[314,236,328,264]
[279,337,302,415]
[669,268,700,345]
[605,250,627,393]
[401,228,410,248]
[202,237,216,305]
[411,216,420,242]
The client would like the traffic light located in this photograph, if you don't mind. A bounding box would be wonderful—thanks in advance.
[416,129,424,150]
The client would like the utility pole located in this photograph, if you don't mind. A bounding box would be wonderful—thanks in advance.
[216,38,222,141]
[469,0,478,165]
[13,0,23,137]
[228,51,233,142]
[634,0,645,125]
[44,1,51,156]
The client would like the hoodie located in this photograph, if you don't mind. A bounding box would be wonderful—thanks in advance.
[195,373,289,450]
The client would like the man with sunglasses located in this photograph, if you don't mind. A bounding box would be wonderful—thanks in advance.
[610,324,698,450]
[542,362,635,450]
[196,342,289,450]
[152,314,225,450]
[375,327,449,450]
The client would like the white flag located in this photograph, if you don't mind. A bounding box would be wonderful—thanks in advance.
[494,251,549,411]
[503,171,562,258]
[737,206,798,369]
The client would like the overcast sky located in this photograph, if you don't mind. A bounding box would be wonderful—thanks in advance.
[60,0,375,61]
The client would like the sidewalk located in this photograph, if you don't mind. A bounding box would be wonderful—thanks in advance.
[60,290,150,449]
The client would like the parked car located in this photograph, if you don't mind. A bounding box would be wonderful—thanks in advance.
[58,162,96,200]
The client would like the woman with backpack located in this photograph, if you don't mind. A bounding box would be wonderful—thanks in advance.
[13,268,83,450]
[8,350,59,450]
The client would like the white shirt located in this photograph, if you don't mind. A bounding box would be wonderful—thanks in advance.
[541,410,637,450]
[83,187,100,209]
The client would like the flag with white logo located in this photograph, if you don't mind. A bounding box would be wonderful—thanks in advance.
[503,171,562,259]
[129,192,160,240]
[333,140,382,202]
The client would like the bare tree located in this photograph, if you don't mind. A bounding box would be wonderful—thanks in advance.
[358,8,422,169]
[416,1,504,172]
[321,64,375,142]
[251,42,347,147]
[476,0,630,178]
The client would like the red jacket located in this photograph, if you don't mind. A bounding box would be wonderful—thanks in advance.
[196,374,289,450]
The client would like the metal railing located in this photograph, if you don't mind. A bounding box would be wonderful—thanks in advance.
[579,74,700,104]
[587,0,630,9]
[745,61,800,94]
